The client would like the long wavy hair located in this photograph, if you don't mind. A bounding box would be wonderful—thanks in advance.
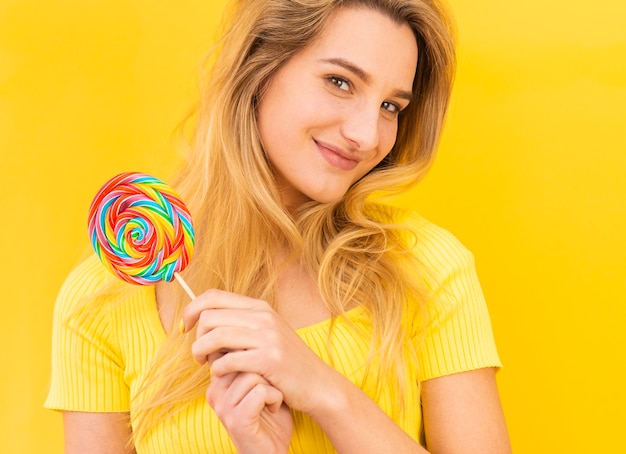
[132,0,455,442]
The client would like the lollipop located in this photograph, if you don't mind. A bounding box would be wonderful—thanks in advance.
[88,172,196,299]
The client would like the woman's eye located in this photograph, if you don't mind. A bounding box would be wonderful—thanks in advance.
[328,76,350,91]
[382,101,401,114]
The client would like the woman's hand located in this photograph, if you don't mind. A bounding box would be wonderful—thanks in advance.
[207,371,293,454]
[181,289,335,414]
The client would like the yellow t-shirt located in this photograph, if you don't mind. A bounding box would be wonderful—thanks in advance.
[45,212,501,453]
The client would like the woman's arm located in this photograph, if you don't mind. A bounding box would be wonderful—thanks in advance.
[305,363,428,453]
[308,367,510,454]
[421,368,511,454]
[183,290,511,453]
[63,411,136,454]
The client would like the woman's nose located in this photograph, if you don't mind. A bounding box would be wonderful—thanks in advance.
[339,103,380,151]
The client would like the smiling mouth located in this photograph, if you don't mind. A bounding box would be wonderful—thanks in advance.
[315,140,360,171]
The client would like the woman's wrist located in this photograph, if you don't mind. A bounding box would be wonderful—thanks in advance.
[303,365,355,422]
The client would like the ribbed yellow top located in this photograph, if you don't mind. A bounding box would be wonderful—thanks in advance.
[45,213,501,453]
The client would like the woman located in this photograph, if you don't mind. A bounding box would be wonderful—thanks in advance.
[46,0,512,452]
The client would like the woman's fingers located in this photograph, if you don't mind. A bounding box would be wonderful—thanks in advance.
[181,289,267,333]
[179,289,331,415]
[194,307,278,336]
[239,381,285,416]
[181,290,286,367]
[207,372,285,420]
[206,350,227,367]
[207,372,293,453]
[191,326,255,365]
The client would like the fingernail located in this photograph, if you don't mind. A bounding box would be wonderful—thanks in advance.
[178,318,185,334]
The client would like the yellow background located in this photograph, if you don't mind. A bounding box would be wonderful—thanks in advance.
[1,0,624,452]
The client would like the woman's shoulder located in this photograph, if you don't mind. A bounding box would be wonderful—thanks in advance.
[375,204,474,267]
[369,204,477,297]
[53,254,133,318]
[53,254,162,349]
[407,211,473,262]
[57,254,113,298]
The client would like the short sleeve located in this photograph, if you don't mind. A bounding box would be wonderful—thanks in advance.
[411,219,502,381]
[44,256,130,412]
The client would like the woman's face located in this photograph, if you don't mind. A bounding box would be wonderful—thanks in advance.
[257,7,418,209]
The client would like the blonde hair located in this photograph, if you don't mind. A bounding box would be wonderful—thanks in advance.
[132,0,455,442]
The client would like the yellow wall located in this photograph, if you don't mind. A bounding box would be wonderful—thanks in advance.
[1,0,624,452]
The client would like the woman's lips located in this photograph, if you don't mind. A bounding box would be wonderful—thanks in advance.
[315,140,360,171]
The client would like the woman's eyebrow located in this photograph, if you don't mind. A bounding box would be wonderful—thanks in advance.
[320,57,371,82]
[319,57,413,101]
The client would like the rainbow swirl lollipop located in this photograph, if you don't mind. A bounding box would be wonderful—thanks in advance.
[88,172,195,289]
